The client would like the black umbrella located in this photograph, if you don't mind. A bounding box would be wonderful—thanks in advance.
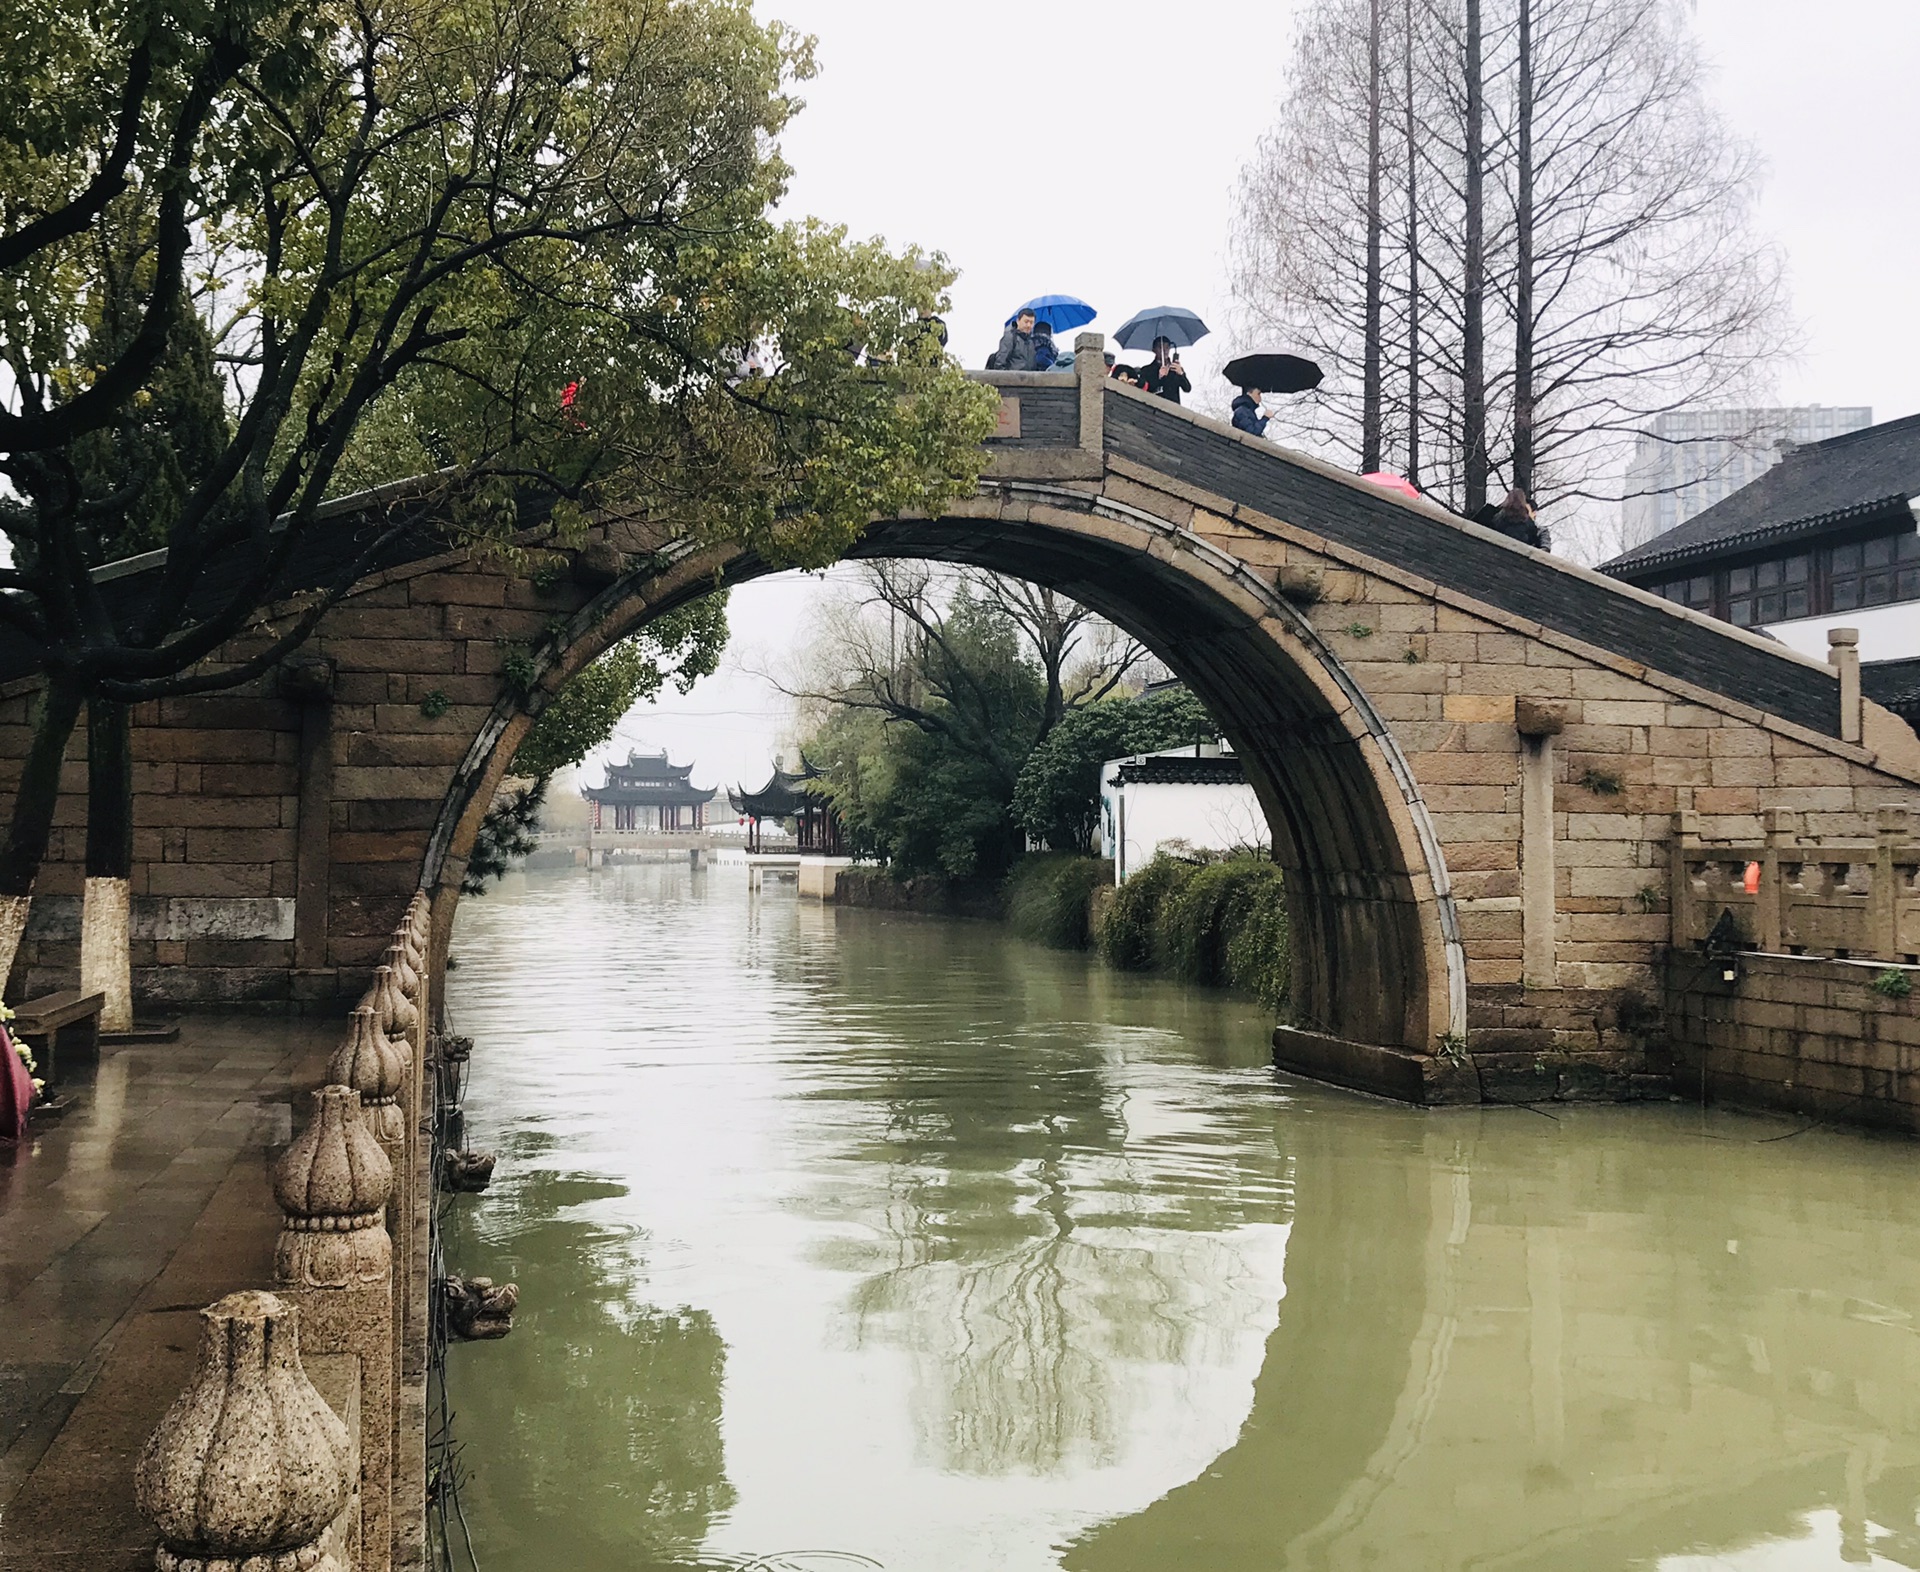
[1222,353,1323,393]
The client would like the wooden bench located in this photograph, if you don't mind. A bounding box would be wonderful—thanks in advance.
[10,991,105,1086]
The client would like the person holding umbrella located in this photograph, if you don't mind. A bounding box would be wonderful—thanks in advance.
[989,309,1038,371]
[1141,337,1191,403]
[1221,352,1324,435]
[991,294,1095,371]
[1114,306,1209,405]
[1231,386,1270,437]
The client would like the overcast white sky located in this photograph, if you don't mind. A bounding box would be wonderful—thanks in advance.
[588,0,1920,801]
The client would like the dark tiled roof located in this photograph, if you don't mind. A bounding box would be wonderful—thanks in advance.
[1103,393,1842,739]
[1115,755,1247,787]
[582,781,709,806]
[1864,658,1920,727]
[1600,412,1920,578]
[606,749,696,782]
[728,762,824,818]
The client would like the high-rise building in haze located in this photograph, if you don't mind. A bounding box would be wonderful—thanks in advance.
[1621,406,1873,547]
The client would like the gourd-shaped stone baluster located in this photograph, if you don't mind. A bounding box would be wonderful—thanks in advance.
[384,938,420,1012]
[402,897,428,977]
[273,1086,393,1289]
[135,1290,353,1572]
[366,961,416,1042]
[327,1007,408,1150]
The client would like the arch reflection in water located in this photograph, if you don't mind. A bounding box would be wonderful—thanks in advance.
[448,867,1920,1572]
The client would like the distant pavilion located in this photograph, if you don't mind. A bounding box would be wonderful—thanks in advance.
[729,760,845,856]
[582,750,712,831]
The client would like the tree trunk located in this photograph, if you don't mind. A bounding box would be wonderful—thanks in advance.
[0,676,86,989]
[1461,0,1489,514]
[1512,0,1536,501]
[1362,0,1385,473]
[82,698,135,1031]
[1403,0,1422,488]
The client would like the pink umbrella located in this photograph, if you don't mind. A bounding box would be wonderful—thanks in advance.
[1,1024,32,1142]
[1360,471,1421,500]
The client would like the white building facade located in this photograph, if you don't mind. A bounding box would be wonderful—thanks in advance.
[1100,747,1269,882]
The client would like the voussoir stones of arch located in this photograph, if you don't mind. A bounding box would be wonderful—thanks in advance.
[272,1086,393,1290]
[569,538,625,589]
[134,1290,353,1572]
[326,1007,408,1150]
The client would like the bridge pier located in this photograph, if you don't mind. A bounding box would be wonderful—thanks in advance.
[1272,1025,1479,1104]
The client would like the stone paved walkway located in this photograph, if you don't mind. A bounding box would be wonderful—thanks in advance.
[0,1016,335,1567]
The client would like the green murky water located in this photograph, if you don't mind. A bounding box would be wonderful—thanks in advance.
[445,863,1920,1572]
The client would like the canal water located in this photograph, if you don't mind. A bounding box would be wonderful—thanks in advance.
[445,864,1920,1572]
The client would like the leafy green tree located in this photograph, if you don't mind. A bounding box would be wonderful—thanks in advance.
[510,600,729,784]
[0,0,997,961]
[1011,689,1216,853]
[804,586,1045,878]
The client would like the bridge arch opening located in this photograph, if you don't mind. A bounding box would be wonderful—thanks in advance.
[422,483,1463,1056]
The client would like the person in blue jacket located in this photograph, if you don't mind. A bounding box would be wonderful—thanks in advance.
[1031,320,1060,370]
[1231,387,1270,436]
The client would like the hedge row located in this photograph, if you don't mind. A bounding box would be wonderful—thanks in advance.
[1004,852,1291,1014]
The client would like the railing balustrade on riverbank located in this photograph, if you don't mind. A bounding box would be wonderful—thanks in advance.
[1673,807,1920,961]
[135,891,446,1572]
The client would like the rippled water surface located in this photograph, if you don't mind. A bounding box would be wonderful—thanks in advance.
[445,864,1920,1572]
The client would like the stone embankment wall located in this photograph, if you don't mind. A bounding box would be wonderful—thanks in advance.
[1666,951,1920,1131]
[834,866,1007,922]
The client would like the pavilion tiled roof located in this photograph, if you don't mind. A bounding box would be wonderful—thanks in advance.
[1113,756,1247,787]
[1601,412,1920,580]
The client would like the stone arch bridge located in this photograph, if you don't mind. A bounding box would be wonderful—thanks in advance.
[8,345,1919,1102]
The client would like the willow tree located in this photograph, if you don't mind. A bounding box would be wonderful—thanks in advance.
[0,0,998,987]
[1231,0,1789,541]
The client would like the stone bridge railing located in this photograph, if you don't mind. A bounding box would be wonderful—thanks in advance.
[133,894,448,1572]
[1673,806,1920,962]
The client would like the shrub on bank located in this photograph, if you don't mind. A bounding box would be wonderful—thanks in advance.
[1096,852,1290,1013]
[1004,854,1110,949]
[1097,853,1196,971]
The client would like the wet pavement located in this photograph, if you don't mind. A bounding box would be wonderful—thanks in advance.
[0,1016,334,1567]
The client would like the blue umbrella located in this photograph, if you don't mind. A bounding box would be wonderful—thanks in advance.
[1007,294,1097,332]
[1114,305,1210,350]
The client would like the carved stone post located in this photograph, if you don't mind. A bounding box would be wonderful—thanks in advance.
[1760,808,1790,954]
[1875,807,1908,961]
[1829,627,1862,745]
[1670,810,1699,950]
[271,1088,396,1570]
[1516,698,1565,992]
[274,1086,393,1289]
[135,1291,353,1572]
[328,1008,408,1155]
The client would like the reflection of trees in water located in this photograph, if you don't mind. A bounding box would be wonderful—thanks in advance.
[805,1016,1294,1478]
[444,1172,736,1569]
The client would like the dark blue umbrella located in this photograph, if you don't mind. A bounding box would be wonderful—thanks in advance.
[1007,294,1096,332]
[1114,305,1210,350]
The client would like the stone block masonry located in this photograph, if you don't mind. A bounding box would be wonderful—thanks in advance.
[4,373,1920,1121]
[1666,950,1920,1132]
